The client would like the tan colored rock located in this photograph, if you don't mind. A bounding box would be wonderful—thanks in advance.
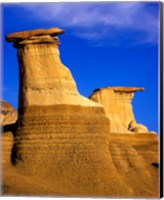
[113,87,144,92]
[4,28,133,196]
[6,27,64,42]
[3,28,159,198]
[128,120,149,133]
[0,99,16,167]
[89,87,149,133]
[131,124,149,133]
[0,98,18,126]
[1,131,14,166]
[113,87,143,129]
[10,32,99,108]
[109,133,159,197]
[89,88,128,133]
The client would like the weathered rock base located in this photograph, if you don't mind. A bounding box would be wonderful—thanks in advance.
[1,130,14,166]
[2,129,159,197]
[109,133,159,197]
[2,27,160,198]
[4,105,132,196]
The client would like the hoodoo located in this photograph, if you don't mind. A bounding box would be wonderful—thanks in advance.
[89,87,149,133]
[2,27,159,197]
[89,87,159,197]
[5,28,132,196]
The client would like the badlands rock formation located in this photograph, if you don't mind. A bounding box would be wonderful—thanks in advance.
[0,98,18,126]
[0,99,17,166]
[2,27,159,197]
[89,87,149,133]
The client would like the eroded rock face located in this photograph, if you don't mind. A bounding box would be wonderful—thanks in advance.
[3,27,159,197]
[13,31,99,109]
[1,131,14,166]
[108,133,159,197]
[0,98,16,166]
[89,88,128,133]
[128,120,149,133]
[89,87,149,133]
[0,98,18,126]
[4,28,133,196]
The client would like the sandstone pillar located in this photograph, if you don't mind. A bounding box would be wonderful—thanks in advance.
[89,87,148,133]
[6,28,132,196]
[113,87,144,128]
[89,88,128,132]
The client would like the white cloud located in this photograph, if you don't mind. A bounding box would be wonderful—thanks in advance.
[20,2,159,46]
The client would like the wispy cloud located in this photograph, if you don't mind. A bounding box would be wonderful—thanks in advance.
[19,2,160,46]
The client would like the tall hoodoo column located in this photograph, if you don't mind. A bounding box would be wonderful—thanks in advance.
[89,87,149,133]
[89,88,128,133]
[113,87,149,132]
[113,87,144,128]
[6,28,132,196]
[6,28,96,110]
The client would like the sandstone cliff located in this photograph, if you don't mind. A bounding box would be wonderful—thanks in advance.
[3,28,132,196]
[2,27,159,197]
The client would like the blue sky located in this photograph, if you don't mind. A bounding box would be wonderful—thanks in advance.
[1,2,160,133]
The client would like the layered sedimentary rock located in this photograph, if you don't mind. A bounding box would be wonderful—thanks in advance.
[89,87,159,196]
[0,99,17,166]
[89,87,148,133]
[0,98,18,126]
[108,133,159,197]
[3,28,159,197]
[4,28,133,196]
[1,131,14,166]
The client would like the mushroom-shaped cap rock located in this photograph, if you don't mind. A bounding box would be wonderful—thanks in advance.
[112,87,145,93]
[6,27,65,42]
[93,87,144,93]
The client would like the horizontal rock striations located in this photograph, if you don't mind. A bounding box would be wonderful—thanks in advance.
[0,98,17,166]
[89,87,149,133]
[2,27,159,197]
[1,131,14,166]
[89,87,159,196]
[0,98,18,126]
[108,133,159,197]
[4,28,133,196]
